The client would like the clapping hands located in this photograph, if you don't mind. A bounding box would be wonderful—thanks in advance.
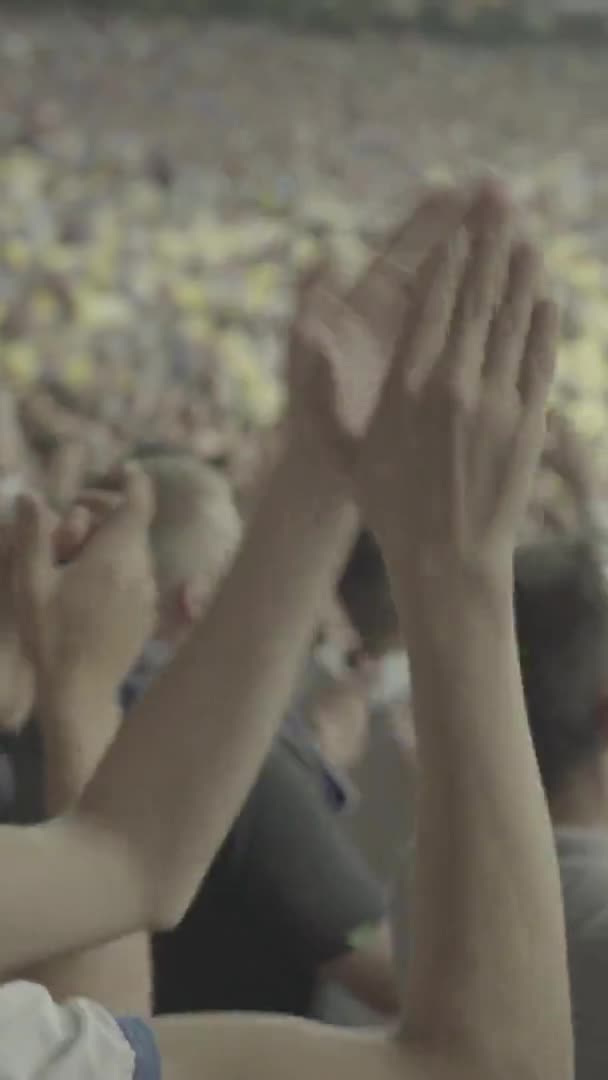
[12,464,158,696]
[288,181,559,596]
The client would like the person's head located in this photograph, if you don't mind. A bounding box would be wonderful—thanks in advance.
[130,452,242,644]
[337,529,401,660]
[514,536,608,816]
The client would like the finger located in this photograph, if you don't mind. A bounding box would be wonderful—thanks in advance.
[14,494,55,612]
[448,184,515,381]
[348,186,470,351]
[484,241,542,389]
[74,490,123,517]
[53,504,93,564]
[393,227,471,394]
[82,462,155,554]
[519,299,561,411]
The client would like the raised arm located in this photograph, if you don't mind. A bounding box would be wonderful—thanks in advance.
[0,182,571,1080]
[153,183,573,1080]
[0,189,462,975]
[360,186,572,1079]
[8,475,156,1011]
[67,191,469,930]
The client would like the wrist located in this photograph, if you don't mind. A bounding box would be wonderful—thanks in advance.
[37,665,119,728]
[282,424,348,506]
[388,551,514,644]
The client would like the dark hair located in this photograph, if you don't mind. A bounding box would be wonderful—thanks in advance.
[337,529,399,656]
[514,536,608,797]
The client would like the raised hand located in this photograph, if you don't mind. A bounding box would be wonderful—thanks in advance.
[13,464,158,693]
[543,410,596,507]
[285,187,468,483]
[359,183,559,586]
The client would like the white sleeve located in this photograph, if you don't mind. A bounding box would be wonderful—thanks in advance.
[0,981,137,1079]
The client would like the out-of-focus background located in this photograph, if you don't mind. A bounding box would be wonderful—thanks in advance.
[1,0,608,480]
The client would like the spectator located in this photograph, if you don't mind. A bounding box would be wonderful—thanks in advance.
[119,452,242,709]
[515,535,608,1080]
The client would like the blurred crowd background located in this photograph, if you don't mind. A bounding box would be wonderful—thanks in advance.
[1,0,608,500]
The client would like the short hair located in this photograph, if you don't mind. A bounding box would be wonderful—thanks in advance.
[337,529,400,656]
[137,453,242,600]
[514,537,608,797]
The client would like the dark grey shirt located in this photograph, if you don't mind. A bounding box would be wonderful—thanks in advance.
[0,723,44,825]
[153,734,386,1018]
[556,826,608,1080]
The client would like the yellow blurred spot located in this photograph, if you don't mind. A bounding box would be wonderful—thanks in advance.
[2,238,30,270]
[31,290,58,324]
[292,235,320,269]
[563,257,604,294]
[45,245,80,274]
[2,343,39,386]
[180,314,214,345]
[216,329,283,425]
[569,396,608,439]
[63,356,95,389]
[156,228,194,262]
[127,181,163,214]
[171,278,208,312]
[77,290,131,329]
[558,339,606,392]
[244,263,281,311]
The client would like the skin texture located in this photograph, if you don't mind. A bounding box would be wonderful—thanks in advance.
[0,182,572,1080]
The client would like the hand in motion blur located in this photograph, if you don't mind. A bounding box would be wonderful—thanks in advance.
[13,464,158,694]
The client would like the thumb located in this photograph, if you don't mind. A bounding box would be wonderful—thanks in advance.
[85,462,155,552]
[14,493,55,619]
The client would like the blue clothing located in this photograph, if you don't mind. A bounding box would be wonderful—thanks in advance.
[116,1017,162,1080]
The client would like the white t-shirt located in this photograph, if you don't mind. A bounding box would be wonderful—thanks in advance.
[0,981,160,1079]
[556,826,608,1080]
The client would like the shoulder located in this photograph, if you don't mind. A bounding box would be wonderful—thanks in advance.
[0,981,160,1080]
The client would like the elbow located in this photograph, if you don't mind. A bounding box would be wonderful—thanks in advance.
[146,875,194,934]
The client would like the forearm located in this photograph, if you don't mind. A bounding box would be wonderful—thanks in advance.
[80,436,357,924]
[391,569,571,1078]
[23,689,151,1015]
[39,688,122,815]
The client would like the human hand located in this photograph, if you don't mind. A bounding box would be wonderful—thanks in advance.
[284,187,468,487]
[358,183,559,589]
[13,464,158,695]
[542,410,596,509]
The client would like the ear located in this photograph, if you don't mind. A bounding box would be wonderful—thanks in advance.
[177,581,206,626]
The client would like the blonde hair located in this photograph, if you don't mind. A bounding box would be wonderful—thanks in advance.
[140,454,242,602]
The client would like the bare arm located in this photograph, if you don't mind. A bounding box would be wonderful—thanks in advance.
[391,572,569,1075]
[368,188,572,1079]
[0,439,355,977]
[82,437,356,925]
[0,184,571,1080]
[0,188,462,977]
[148,185,573,1080]
[21,689,152,1015]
